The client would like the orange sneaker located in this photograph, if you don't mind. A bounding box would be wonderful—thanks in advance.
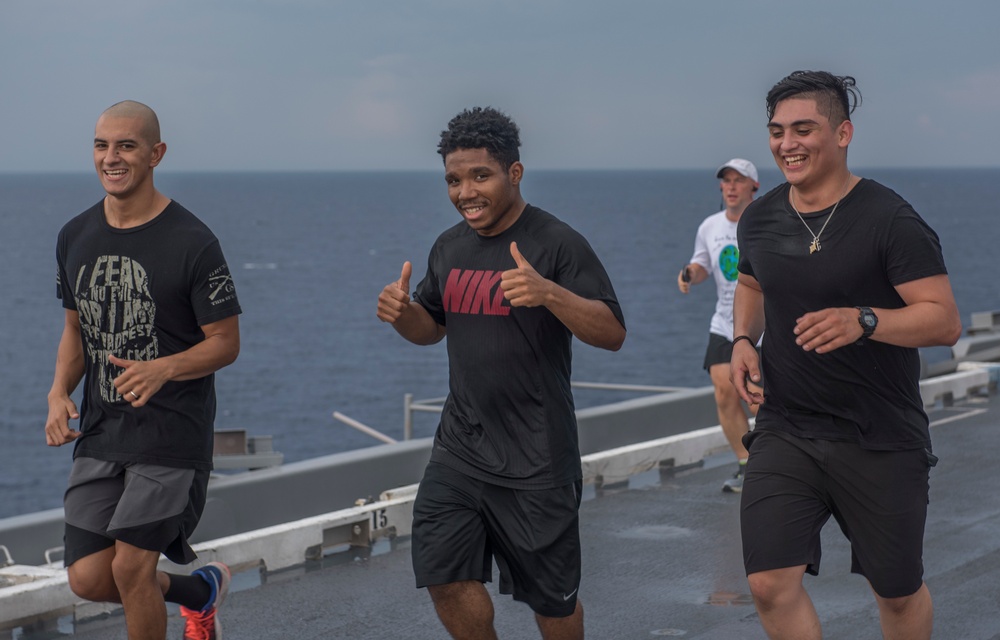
[180,561,231,640]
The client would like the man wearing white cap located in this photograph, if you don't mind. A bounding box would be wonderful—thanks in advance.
[678,159,760,492]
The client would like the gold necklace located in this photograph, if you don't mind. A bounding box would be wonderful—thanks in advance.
[789,177,852,254]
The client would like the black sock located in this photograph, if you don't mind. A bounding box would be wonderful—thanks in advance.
[164,572,212,611]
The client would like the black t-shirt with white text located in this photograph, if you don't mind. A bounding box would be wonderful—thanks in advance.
[56,200,242,470]
[415,205,625,488]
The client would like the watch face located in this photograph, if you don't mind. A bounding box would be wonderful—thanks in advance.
[863,315,876,327]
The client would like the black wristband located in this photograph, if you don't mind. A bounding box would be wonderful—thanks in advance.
[732,335,754,347]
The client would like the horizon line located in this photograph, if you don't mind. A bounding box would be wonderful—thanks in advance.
[2,165,998,176]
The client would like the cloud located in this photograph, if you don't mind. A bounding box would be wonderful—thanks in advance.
[328,59,413,139]
[944,68,1000,110]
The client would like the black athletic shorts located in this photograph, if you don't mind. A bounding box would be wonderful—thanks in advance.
[741,430,934,598]
[703,332,735,370]
[411,461,583,617]
[63,457,209,567]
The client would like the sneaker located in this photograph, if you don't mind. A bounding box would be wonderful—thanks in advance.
[181,561,231,640]
[722,465,746,494]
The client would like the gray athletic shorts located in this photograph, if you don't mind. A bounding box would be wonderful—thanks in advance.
[63,456,209,567]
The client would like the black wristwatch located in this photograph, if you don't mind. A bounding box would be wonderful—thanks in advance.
[855,306,878,344]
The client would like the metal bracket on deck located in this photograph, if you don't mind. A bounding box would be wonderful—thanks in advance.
[919,366,992,408]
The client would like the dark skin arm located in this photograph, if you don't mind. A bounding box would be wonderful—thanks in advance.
[500,242,625,351]
[376,261,447,345]
[377,244,625,351]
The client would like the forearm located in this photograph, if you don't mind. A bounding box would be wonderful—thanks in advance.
[733,277,765,341]
[393,302,446,346]
[678,263,709,293]
[730,277,766,403]
[685,263,710,285]
[141,316,240,383]
[545,287,625,351]
[869,302,962,348]
[154,332,241,382]
[49,323,84,399]
[873,274,962,348]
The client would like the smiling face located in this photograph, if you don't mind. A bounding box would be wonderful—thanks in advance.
[444,147,525,237]
[93,114,165,200]
[767,97,852,193]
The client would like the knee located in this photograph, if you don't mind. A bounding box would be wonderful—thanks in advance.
[876,584,927,617]
[427,580,488,611]
[713,380,740,408]
[747,570,801,611]
[746,572,778,607]
[68,565,119,603]
[427,581,464,606]
[878,595,909,617]
[110,553,148,594]
[428,580,495,628]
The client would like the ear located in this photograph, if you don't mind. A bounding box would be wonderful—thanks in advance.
[837,120,854,149]
[508,161,524,186]
[150,141,167,168]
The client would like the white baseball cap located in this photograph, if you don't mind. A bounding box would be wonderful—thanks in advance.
[716,158,758,183]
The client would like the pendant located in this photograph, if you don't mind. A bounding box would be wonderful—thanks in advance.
[809,238,821,254]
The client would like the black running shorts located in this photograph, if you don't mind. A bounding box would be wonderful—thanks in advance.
[411,461,582,617]
[703,332,735,370]
[741,430,933,598]
[63,457,209,567]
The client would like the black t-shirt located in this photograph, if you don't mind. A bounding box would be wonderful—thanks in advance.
[414,205,624,488]
[56,200,242,470]
[737,179,948,450]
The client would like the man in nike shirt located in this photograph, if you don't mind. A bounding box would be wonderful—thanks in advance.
[377,106,625,639]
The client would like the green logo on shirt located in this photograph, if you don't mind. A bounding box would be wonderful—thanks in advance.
[720,245,739,282]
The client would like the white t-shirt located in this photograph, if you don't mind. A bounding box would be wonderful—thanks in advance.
[689,210,741,340]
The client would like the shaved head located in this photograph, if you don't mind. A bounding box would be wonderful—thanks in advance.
[100,101,161,145]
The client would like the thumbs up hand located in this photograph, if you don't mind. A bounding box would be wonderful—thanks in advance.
[397,261,412,294]
[510,241,531,270]
[377,261,413,323]
[501,242,552,308]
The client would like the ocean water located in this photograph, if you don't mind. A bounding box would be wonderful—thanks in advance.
[1,168,998,518]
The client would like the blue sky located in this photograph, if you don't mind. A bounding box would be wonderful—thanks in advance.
[1,0,997,172]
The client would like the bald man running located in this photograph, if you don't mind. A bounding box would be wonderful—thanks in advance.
[45,101,242,640]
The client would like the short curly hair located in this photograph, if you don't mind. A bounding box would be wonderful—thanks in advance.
[437,107,521,170]
[766,71,862,125]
